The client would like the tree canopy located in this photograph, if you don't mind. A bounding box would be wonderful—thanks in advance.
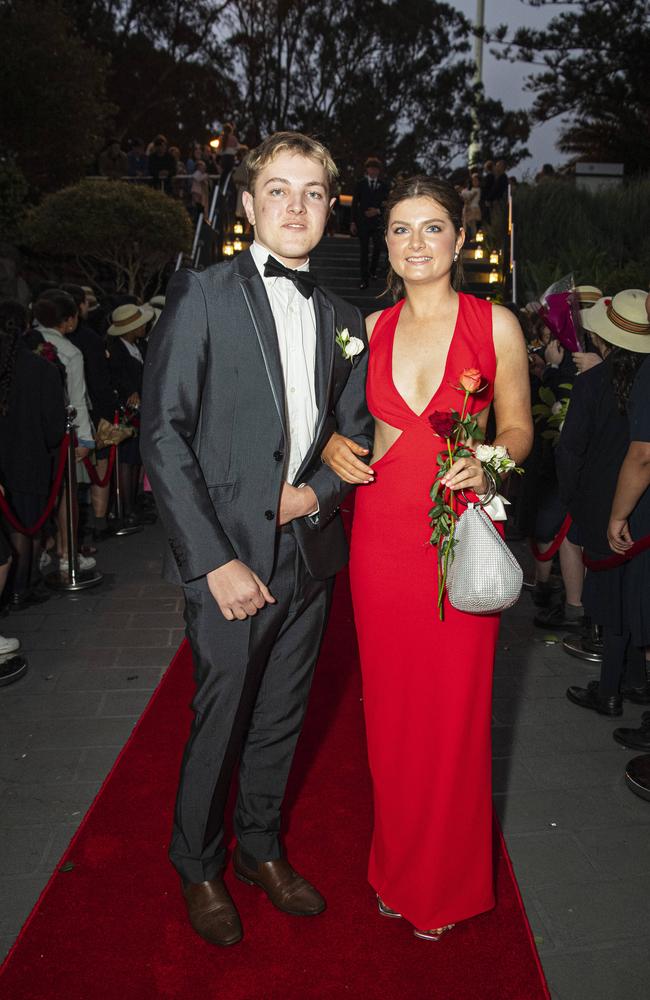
[59,0,530,180]
[63,0,238,144]
[226,0,530,177]
[491,0,650,173]
[0,0,113,191]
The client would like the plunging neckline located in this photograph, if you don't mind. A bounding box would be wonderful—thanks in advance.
[389,294,463,418]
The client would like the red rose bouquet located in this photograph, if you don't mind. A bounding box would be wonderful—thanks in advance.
[428,368,487,619]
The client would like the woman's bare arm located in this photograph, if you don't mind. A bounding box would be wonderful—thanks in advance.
[442,304,532,492]
[491,304,533,465]
[321,311,382,483]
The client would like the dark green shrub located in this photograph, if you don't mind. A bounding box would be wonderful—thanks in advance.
[513,180,650,299]
[24,180,192,299]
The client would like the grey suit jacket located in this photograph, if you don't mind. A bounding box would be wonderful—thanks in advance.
[140,248,373,584]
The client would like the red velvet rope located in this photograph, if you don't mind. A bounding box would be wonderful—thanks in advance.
[0,434,70,535]
[82,445,116,487]
[583,533,650,571]
[529,514,573,562]
[529,511,650,570]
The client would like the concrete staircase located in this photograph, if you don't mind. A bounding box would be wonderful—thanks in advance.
[310,236,391,314]
[461,234,506,300]
[311,235,505,313]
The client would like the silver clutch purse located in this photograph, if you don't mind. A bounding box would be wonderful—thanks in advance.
[446,503,523,614]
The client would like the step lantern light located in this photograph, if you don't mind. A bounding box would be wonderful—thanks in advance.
[474,247,484,260]
[488,269,500,284]
[475,230,484,244]
[233,239,243,252]
[233,221,244,235]
[223,242,235,257]
[489,250,499,265]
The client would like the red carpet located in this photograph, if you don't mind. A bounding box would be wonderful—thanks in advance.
[0,571,549,1000]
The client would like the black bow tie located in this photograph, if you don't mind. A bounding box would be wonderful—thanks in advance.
[263,255,318,299]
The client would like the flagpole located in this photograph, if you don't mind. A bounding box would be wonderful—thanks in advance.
[468,0,485,169]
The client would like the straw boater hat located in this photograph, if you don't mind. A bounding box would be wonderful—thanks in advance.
[574,285,602,307]
[107,302,154,337]
[581,289,650,353]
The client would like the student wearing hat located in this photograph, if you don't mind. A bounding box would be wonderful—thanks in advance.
[572,285,605,374]
[62,284,116,541]
[106,303,154,527]
[557,290,650,716]
[605,293,650,779]
[146,296,166,329]
[351,156,390,288]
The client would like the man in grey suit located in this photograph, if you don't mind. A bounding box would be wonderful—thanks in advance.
[141,132,373,946]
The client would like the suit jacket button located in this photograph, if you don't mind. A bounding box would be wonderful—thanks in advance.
[273,451,284,462]
[264,510,275,520]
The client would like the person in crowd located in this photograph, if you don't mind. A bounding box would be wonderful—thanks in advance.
[480,159,495,222]
[146,295,166,329]
[106,302,153,527]
[98,139,128,180]
[536,163,556,184]
[148,135,176,194]
[190,159,210,222]
[322,175,532,941]
[140,131,372,949]
[460,171,481,239]
[351,156,390,289]
[82,286,107,337]
[606,293,650,764]
[31,294,96,572]
[61,284,116,541]
[525,332,584,625]
[0,525,26,685]
[127,139,149,179]
[556,290,650,716]
[231,145,249,226]
[218,122,239,177]
[168,145,184,198]
[0,300,65,606]
[491,160,509,204]
[572,285,604,373]
[186,142,203,175]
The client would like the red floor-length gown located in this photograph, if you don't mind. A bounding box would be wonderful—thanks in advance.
[350,293,501,931]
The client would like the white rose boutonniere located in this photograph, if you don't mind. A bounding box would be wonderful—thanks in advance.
[336,327,364,363]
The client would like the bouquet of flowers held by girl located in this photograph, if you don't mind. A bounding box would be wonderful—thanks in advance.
[428,368,523,619]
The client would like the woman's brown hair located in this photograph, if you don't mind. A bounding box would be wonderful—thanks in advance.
[384,175,465,301]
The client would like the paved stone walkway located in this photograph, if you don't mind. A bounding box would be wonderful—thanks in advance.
[1,524,649,999]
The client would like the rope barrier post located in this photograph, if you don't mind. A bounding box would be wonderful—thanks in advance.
[46,407,103,593]
[562,622,604,664]
[112,414,143,538]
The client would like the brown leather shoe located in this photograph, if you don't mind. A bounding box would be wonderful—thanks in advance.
[182,874,243,946]
[233,845,326,916]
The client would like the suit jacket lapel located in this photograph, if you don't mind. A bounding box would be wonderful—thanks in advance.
[235,250,287,437]
[313,289,335,430]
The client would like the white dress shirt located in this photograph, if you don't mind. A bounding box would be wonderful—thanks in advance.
[121,338,144,364]
[249,241,318,485]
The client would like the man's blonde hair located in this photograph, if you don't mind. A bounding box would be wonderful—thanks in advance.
[246,131,339,195]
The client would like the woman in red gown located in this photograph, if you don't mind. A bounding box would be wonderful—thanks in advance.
[323,176,532,939]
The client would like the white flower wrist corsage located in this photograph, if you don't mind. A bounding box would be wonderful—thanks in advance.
[474,444,524,494]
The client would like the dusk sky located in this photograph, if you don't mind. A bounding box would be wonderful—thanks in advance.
[452,0,562,176]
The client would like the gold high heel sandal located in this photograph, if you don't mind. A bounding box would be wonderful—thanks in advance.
[413,924,455,941]
[377,894,403,919]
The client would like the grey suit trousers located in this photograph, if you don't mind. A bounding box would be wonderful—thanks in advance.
[171,525,333,883]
